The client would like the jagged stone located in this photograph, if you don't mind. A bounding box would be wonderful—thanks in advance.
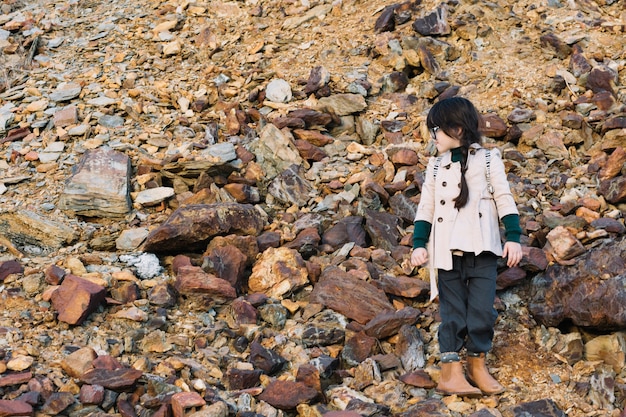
[309,266,394,324]
[51,275,106,325]
[257,380,318,410]
[142,203,266,253]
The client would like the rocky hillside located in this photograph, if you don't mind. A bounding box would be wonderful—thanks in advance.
[0,0,625,416]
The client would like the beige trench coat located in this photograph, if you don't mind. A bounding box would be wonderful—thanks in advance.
[414,144,519,300]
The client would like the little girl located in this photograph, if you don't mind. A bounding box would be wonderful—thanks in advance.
[411,97,523,396]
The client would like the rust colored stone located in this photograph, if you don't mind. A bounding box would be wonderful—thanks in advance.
[50,274,106,325]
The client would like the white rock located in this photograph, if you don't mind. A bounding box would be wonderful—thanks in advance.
[134,187,175,206]
[265,78,292,103]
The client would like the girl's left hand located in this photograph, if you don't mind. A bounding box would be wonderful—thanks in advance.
[503,242,523,267]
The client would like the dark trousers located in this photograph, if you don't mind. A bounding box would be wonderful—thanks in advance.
[437,252,498,354]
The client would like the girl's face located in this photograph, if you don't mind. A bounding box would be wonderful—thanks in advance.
[431,126,462,154]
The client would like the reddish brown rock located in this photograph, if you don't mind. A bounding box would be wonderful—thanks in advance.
[50,274,106,325]
[399,370,436,388]
[296,364,322,393]
[142,203,266,253]
[204,245,247,289]
[284,227,321,258]
[363,307,420,339]
[292,129,334,147]
[520,246,549,272]
[79,384,105,405]
[257,380,319,410]
[80,368,143,390]
[497,267,527,290]
[388,148,418,166]
[41,392,75,415]
[287,109,333,128]
[0,372,32,387]
[174,265,237,301]
[294,139,328,162]
[44,264,66,285]
[480,113,508,138]
[171,392,205,417]
[309,266,394,324]
[0,260,23,282]
[230,297,258,325]
[342,331,378,365]
[530,236,626,330]
[599,176,626,204]
[249,341,287,375]
[598,147,626,181]
[373,274,429,298]
[227,368,263,390]
[0,400,33,417]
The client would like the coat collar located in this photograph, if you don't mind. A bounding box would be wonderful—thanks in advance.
[439,143,483,166]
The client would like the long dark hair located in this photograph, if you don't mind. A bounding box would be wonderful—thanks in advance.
[426,97,482,209]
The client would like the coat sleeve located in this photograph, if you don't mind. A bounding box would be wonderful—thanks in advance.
[488,149,519,219]
[414,157,437,223]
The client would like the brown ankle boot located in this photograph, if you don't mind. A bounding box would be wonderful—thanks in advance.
[466,353,505,395]
[436,360,482,397]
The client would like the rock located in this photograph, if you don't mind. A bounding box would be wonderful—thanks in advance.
[412,5,450,36]
[530,236,626,330]
[398,370,436,389]
[50,275,107,325]
[362,307,420,339]
[265,79,292,103]
[58,148,132,217]
[174,265,237,302]
[257,380,319,410]
[267,164,314,207]
[225,368,262,393]
[302,310,346,347]
[142,203,266,253]
[316,94,367,116]
[373,274,429,298]
[342,332,378,365]
[0,210,77,252]
[546,225,586,261]
[248,341,286,375]
[309,266,394,324]
[0,260,23,282]
[80,368,143,390]
[49,82,82,102]
[0,400,33,417]
[248,247,309,299]
[171,392,205,417]
[322,216,367,250]
[247,123,304,179]
[364,209,402,251]
[41,392,75,415]
[61,347,97,378]
[512,399,567,417]
[134,187,175,206]
[395,324,426,372]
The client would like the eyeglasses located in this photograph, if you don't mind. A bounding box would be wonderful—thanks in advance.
[429,126,440,141]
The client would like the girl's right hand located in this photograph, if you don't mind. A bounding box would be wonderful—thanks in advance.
[410,247,428,267]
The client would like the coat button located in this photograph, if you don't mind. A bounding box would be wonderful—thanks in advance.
[442,181,447,186]
[440,200,445,205]
[458,183,461,188]
[437,217,443,222]
[445,165,451,169]
[479,212,482,218]
[470,149,476,155]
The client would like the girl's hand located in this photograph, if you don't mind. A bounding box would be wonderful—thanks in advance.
[503,242,523,267]
[411,247,428,267]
